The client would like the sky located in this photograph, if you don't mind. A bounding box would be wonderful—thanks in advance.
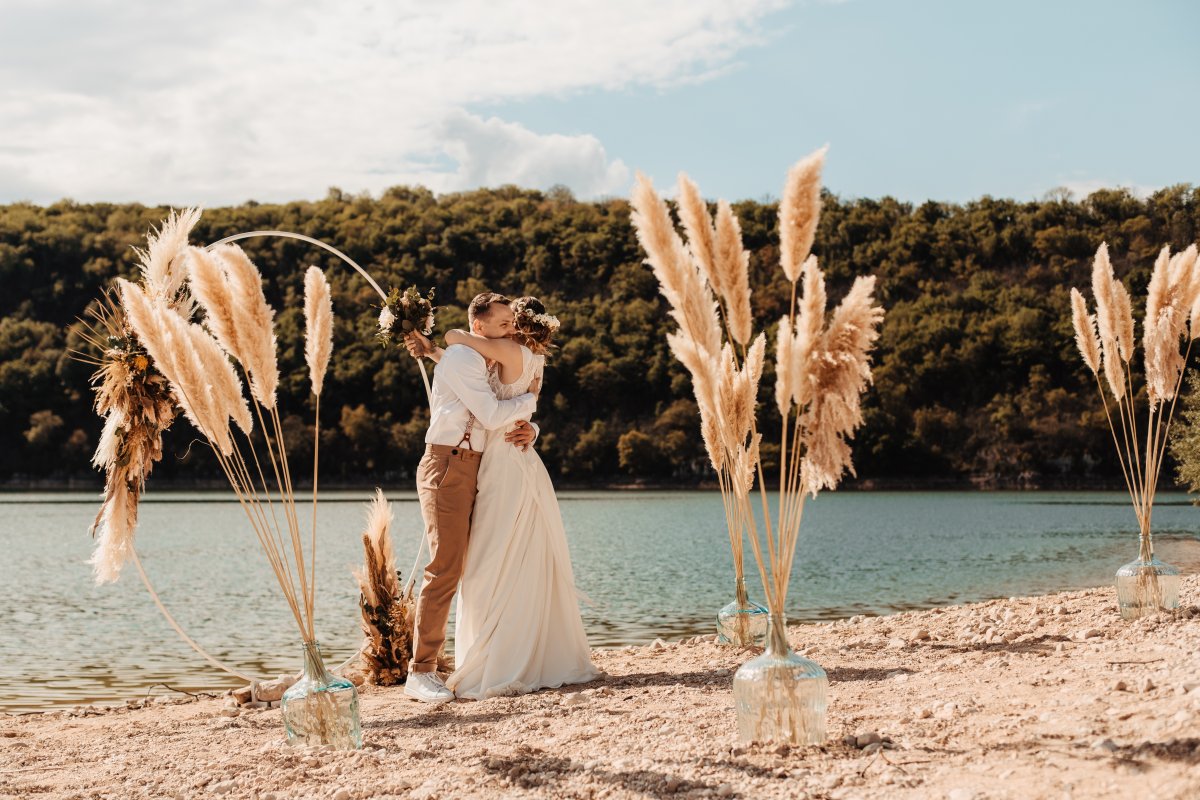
[0,0,1196,207]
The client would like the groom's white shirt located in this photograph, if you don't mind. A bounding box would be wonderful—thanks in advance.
[425,344,536,450]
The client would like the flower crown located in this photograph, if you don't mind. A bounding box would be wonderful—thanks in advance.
[514,301,560,332]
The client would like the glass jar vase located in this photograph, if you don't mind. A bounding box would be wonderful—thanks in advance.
[1115,549,1181,621]
[732,614,827,745]
[281,641,363,749]
[716,578,768,647]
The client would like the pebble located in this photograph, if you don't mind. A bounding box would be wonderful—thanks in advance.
[947,789,976,800]
[332,789,351,800]
[210,780,236,794]
[887,637,907,649]
[561,692,586,706]
[855,731,883,748]
[716,784,734,797]
[1092,738,1120,753]
[1113,679,1128,692]
[409,780,440,800]
[911,628,931,642]
[1139,677,1155,693]
[219,707,240,718]
[650,638,667,651]
[916,707,933,719]
[934,702,957,720]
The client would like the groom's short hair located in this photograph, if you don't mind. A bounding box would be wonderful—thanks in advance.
[468,292,511,324]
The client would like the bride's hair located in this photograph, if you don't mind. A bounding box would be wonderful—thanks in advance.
[509,296,559,354]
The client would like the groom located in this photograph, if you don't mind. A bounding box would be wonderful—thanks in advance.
[401,292,538,703]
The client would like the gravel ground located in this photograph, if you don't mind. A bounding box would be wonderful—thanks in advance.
[3,577,1199,800]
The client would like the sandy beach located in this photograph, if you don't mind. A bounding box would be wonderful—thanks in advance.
[3,577,1199,800]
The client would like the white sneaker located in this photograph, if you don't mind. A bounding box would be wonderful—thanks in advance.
[404,671,454,704]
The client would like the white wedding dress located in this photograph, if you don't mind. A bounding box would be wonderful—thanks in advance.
[446,345,601,699]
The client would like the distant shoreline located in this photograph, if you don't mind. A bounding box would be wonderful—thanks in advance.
[0,475,1177,493]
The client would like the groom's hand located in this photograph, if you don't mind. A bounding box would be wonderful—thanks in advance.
[506,420,536,451]
[403,331,431,359]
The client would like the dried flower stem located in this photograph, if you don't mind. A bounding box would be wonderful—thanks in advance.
[1072,241,1200,617]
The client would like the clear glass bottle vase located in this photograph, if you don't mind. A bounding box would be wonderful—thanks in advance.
[281,641,363,749]
[1115,536,1181,620]
[716,578,768,646]
[732,614,827,745]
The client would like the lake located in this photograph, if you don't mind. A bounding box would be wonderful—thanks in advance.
[2,490,1198,712]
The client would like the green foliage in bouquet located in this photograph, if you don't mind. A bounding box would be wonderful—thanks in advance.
[377,286,436,347]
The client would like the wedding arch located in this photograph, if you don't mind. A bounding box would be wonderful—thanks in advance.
[129,230,432,684]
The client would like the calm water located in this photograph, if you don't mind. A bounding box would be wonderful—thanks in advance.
[2,490,1198,712]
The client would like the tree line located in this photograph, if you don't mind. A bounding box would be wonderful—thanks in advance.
[1,183,1197,489]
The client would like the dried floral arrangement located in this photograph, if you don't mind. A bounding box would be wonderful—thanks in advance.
[631,147,885,742]
[79,209,198,582]
[354,489,413,685]
[82,210,360,746]
[1070,242,1199,616]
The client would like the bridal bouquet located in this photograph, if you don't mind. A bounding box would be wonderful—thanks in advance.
[378,285,436,345]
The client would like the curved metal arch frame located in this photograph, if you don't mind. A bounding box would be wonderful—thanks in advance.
[130,230,432,684]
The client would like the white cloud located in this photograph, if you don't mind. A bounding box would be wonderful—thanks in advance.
[0,0,787,204]
[434,111,629,197]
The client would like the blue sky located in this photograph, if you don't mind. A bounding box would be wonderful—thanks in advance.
[0,0,1195,205]
[488,0,1199,202]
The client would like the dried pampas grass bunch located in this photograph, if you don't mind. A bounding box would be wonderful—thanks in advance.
[82,215,366,747]
[353,490,414,685]
[632,173,766,642]
[631,148,884,644]
[86,212,341,649]
[1071,241,1200,615]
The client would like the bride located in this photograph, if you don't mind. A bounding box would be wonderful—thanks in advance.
[414,296,600,699]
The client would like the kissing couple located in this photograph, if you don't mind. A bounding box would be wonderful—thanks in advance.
[401,292,601,703]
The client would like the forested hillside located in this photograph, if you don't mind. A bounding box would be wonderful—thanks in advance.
[2,184,1196,488]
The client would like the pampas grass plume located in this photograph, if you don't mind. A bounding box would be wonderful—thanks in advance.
[137,207,201,303]
[676,174,722,299]
[90,479,136,584]
[304,267,334,397]
[1091,243,1118,344]
[774,317,796,415]
[187,246,243,363]
[792,256,825,408]
[779,146,827,283]
[1111,280,1135,361]
[715,200,753,345]
[354,489,395,608]
[631,173,723,358]
[214,244,279,409]
[190,321,253,435]
[1070,288,1101,374]
[801,274,884,493]
[1145,245,1171,326]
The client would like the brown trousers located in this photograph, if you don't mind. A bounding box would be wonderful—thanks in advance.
[411,443,482,673]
